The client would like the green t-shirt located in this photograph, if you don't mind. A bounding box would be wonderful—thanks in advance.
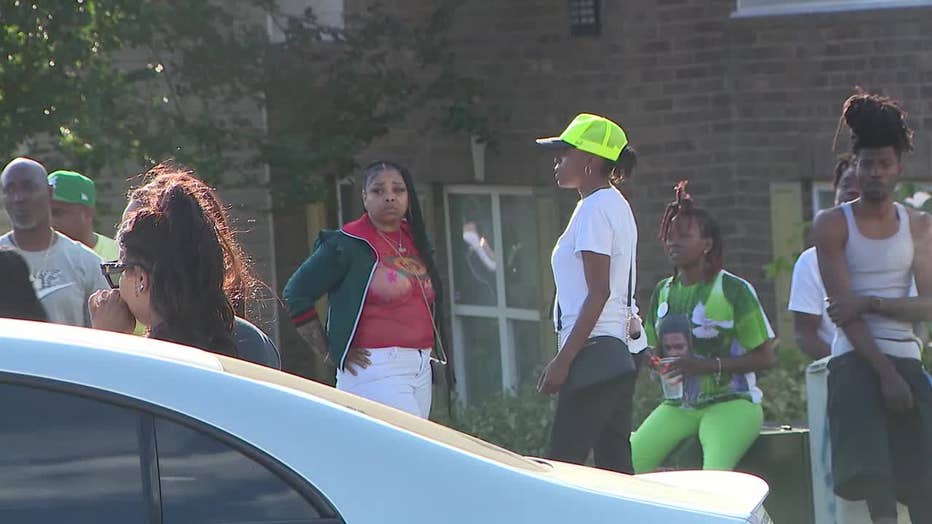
[645,270,774,407]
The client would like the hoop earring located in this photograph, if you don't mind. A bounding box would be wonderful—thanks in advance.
[585,165,592,177]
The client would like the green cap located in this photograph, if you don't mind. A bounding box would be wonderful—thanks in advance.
[535,113,628,161]
[48,170,96,207]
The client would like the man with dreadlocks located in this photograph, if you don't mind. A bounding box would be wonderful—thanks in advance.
[630,181,776,473]
[813,91,932,524]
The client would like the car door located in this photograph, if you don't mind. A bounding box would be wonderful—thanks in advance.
[0,377,343,524]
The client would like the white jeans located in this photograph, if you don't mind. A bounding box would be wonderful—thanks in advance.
[336,347,432,418]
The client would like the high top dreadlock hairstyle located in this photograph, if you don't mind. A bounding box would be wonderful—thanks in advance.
[658,180,723,280]
[835,90,914,157]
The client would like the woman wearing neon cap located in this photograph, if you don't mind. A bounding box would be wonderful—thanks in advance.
[631,181,776,473]
[536,113,646,473]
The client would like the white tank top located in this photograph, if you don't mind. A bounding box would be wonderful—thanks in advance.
[833,202,921,359]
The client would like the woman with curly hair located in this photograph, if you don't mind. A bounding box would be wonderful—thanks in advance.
[111,163,280,368]
[90,181,236,356]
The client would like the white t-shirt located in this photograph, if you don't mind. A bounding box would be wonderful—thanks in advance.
[551,187,645,352]
[789,246,920,349]
[788,247,835,345]
[0,231,109,327]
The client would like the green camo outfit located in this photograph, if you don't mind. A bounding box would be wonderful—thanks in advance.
[631,270,775,472]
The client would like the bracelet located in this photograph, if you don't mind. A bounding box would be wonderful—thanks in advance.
[714,356,723,383]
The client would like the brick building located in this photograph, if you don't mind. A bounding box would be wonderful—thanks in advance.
[271,0,932,402]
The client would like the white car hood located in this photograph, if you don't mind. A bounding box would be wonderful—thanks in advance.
[539,460,768,519]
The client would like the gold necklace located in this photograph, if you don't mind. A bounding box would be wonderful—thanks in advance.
[375,228,407,255]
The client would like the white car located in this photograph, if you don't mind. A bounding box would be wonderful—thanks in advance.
[0,319,772,523]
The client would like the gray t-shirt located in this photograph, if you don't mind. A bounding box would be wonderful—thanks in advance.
[233,317,281,369]
[0,231,109,327]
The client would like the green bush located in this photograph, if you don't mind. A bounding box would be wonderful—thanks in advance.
[758,347,808,424]
[431,351,811,457]
[431,382,552,456]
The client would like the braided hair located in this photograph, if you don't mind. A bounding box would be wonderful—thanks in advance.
[658,180,723,280]
[835,90,914,156]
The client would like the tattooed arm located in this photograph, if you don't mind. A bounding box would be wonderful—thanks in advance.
[296,317,330,361]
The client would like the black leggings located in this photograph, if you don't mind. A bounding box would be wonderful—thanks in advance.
[546,369,638,474]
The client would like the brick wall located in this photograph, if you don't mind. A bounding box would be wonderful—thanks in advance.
[345,0,932,327]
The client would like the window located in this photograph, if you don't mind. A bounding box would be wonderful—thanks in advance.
[445,187,550,403]
[568,0,600,36]
[0,383,148,523]
[733,0,932,18]
[0,381,334,523]
[267,0,345,44]
[813,181,932,216]
[155,418,323,523]
[812,182,835,216]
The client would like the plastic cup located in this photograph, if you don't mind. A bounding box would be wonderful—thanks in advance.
[658,357,683,400]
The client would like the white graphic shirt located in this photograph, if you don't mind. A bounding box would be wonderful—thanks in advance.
[0,231,109,327]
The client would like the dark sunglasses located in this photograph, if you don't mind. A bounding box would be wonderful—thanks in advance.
[100,261,144,289]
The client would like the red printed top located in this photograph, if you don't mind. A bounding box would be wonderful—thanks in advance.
[350,221,435,350]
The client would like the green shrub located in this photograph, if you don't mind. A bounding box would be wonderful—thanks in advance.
[758,347,808,424]
[431,382,552,456]
[431,350,811,457]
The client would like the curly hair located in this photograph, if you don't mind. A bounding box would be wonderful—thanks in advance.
[121,183,235,356]
[127,161,259,316]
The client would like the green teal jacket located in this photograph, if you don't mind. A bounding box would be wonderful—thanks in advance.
[283,216,381,369]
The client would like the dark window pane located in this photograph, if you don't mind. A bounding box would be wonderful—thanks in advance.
[449,193,498,306]
[512,319,546,387]
[568,0,600,35]
[0,383,147,523]
[500,195,541,309]
[460,316,503,401]
[156,418,321,523]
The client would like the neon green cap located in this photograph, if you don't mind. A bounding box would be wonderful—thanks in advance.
[535,113,628,161]
[48,170,96,207]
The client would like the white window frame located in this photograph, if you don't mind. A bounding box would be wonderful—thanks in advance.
[812,181,835,216]
[443,185,542,403]
[813,180,932,216]
[733,0,932,18]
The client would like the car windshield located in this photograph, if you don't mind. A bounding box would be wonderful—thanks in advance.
[219,358,549,472]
